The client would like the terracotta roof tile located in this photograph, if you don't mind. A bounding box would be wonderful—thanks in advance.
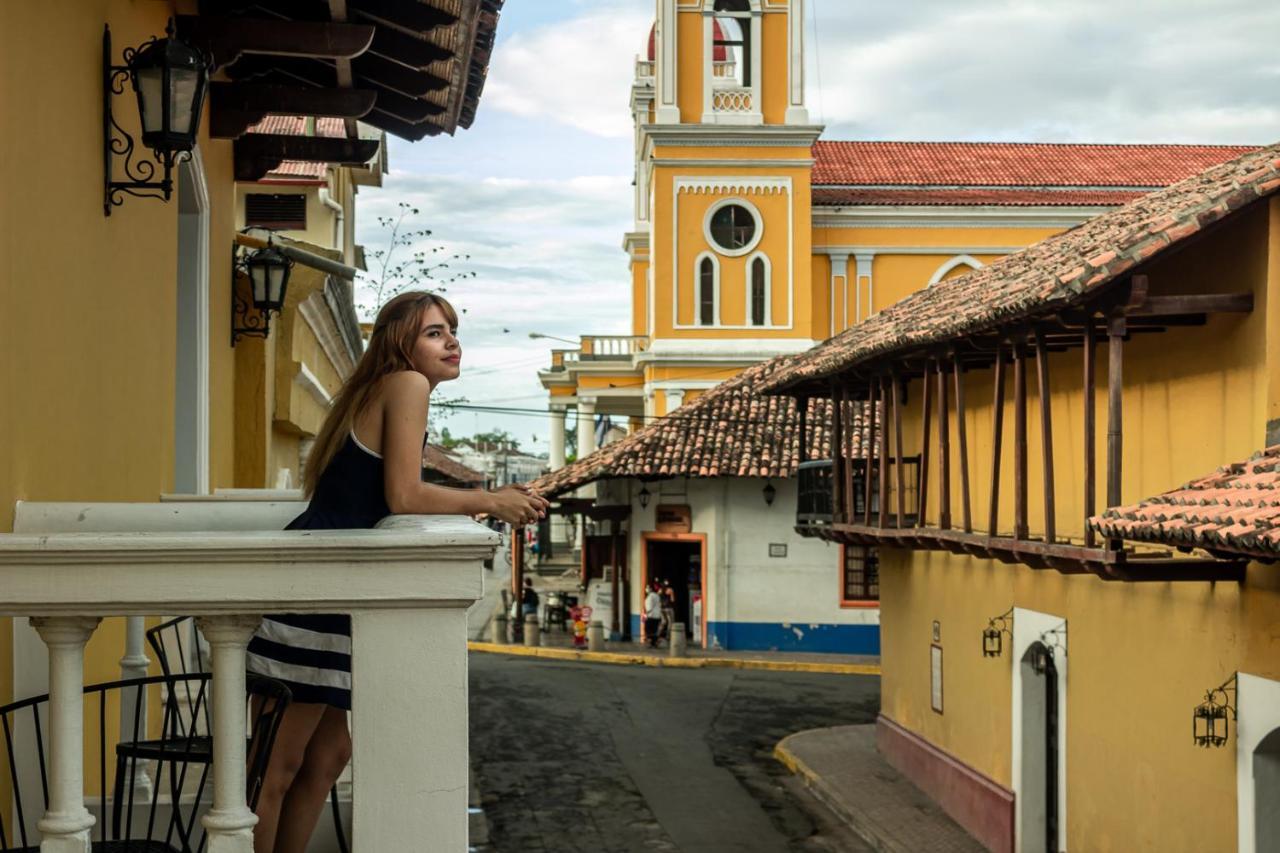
[245,116,346,180]
[422,444,485,486]
[529,356,871,498]
[1090,447,1280,560]
[812,141,1257,188]
[764,143,1280,395]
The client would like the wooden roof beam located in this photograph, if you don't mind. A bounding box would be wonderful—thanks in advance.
[363,108,445,141]
[177,15,374,67]
[349,0,459,33]
[234,134,381,181]
[353,54,450,97]
[209,82,376,138]
[368,24,453,68]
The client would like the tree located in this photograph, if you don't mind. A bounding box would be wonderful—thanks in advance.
[357,201,477,318]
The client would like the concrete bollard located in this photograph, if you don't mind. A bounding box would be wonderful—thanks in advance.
[490,612,507,645]
[587,621,605,652]
[524,613,540,647]
[670,622,687,658]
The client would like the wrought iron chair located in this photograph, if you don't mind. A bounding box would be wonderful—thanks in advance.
[0,672,289,852]
[145,617,351,853]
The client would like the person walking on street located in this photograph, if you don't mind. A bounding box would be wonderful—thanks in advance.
[644,582,663,648]
[521,576,540,620]
[659,580,676,642]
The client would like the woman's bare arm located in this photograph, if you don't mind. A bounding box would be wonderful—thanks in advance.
[379,371,547,524]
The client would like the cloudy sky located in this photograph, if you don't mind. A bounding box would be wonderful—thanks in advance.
[354,0,1280,454]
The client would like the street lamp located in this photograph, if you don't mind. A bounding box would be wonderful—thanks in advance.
[637,484,651,509]
[231,242,293,345]
[528,332,582,346]
[103,20,211,214]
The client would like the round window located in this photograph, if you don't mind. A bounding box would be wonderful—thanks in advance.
[708,203,757,253]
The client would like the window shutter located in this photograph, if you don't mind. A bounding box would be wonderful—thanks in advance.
[245,193,307,230]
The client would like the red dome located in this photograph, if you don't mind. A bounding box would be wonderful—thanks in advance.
[646,22,730,62]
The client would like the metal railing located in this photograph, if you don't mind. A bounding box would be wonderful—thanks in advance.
[797,460,834,525]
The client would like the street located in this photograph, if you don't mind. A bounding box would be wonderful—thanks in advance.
[469,653,879,852]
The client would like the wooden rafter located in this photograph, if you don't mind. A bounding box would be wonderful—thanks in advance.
[233,134,381,181]
[209,82,376,138]
[176,15,374,67]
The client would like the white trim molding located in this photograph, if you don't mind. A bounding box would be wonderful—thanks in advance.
[828,252,848,337]
[703,196,764,257]
[639,337,820,361]
[784,0,808,124]
[928,254,984,286]
[1237,672,1280,853]
[812,204,1113,230]
[655,0,680,123]
[854,252,875,322]
[1011,607,1068,853]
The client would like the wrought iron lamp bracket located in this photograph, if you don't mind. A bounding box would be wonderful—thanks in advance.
[102,22,203,216]
[1039,621,1068,656]
[1192,673,1238,748]
[981,606,1014,658]
[230,239,281,346]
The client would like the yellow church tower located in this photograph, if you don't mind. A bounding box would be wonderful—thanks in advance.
[541,0,820,466]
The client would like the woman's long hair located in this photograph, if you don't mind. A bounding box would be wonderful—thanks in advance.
[303,290,458,497]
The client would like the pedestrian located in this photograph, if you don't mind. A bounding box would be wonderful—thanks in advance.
[245,291,548,853]
[660,580,676,642]
[521,576,540,619]
[644,582,663,648]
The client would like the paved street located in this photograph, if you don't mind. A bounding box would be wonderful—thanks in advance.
[469,653,880,852]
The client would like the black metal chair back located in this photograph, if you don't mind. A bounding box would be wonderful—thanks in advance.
[0,673,288,852]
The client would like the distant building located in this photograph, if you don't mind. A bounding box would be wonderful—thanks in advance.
[449,445,548,489]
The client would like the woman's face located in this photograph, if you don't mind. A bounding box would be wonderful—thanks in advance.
[410,303,461,388]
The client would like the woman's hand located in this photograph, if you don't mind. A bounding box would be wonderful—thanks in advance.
[486,484,550,526]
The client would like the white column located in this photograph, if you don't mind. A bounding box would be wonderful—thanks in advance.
[829,253,849,335]
[785,0,809,124]
[655,0,680,123]
[351,608,468,850]
[577,397,597,500]
[855,253,875,322]
[31,616,101,853]
[666,388,686,414]
[118,616,152,802]
[196,615,262,853]
[549,405,569,546]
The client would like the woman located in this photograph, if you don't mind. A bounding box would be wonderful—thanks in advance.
[246,291,547,852]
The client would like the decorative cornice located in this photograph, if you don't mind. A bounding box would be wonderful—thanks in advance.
[812,204,1109,230]
[675,176,789,195]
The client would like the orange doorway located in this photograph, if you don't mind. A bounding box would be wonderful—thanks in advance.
[640,532,708,648]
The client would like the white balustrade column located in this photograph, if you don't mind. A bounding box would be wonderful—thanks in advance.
[118,616,152,801]
[196,615,262,853]
[31,616,101,853]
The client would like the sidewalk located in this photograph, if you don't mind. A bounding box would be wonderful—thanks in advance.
[774,725,985,853]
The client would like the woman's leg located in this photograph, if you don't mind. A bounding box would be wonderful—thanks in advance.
[253,701,326,852]
[271,705,352,853]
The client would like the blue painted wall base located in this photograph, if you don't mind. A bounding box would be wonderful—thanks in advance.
[628,615,879,655]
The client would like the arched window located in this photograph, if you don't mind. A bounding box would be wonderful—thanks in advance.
[698,255,717,325]
[712,1,750,86]
[749,254,769,326]
[928,254,984,286]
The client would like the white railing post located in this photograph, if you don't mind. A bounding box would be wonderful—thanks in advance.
[118,616,153,801]
[351,607,469,850]
[30,616,101,853]
[196,615,262,853]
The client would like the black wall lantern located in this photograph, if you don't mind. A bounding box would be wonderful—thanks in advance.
[104,20,211,215]
[982,607,1013,658]
[762,480,777,507]
[637,485,651,509]
[231,242,293,345]
[1192,674,1237,748]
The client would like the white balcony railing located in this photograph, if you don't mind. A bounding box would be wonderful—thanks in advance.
[1,500,495,852]
[580,334,649,360]
[712,86,753,113]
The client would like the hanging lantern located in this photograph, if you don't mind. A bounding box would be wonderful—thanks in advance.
[245,246,292,311]
[637,484,651,509]
[1191,675,1237,748]
[762,480,777,506]
[982,625,1002,657]
[127,22,209,155]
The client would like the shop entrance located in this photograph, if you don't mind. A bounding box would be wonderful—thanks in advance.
[642,534,705,645]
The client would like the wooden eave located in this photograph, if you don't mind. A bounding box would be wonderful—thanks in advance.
[233,134,381,181]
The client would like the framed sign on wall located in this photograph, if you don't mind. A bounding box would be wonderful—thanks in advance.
[930,644,944,714]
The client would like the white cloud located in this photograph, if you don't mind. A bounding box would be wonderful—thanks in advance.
[484,5,652,138]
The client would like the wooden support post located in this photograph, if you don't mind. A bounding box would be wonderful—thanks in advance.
[1083,322,1097,548]
[1107,315,1125,511]
[864,381,877,526]
[831,383,844,523]
[936,360,951,529]
[893,374,906,528]
[953,355,972,533]
[878,377,889,528]
[918,363,933,526]
[988,343,1006,536]
[845,391,857,525]
[1034,329,1056,544]
[1014,341,1028,540]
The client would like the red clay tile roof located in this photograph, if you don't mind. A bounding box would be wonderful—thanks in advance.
[812,187,1147,207]
[812,141,1257,189]
[423,444,485,486]
[1090,447,1280,561]
[529,356,870,499]
[245,116,346,180]
[765,143,1280,395]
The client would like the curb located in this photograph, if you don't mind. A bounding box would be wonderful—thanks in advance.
[466,641,881,676]
[774,734,891,853]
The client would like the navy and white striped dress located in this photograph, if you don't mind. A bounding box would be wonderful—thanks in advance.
[246,430,392,709]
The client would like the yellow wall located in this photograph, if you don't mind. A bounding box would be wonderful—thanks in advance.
[631,257,649,336]
[878,202,1278,849]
